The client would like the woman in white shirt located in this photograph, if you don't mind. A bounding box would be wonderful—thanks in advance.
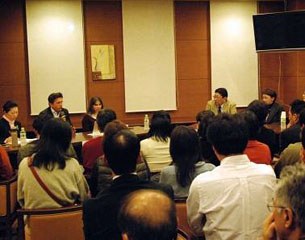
[140,110,172,182]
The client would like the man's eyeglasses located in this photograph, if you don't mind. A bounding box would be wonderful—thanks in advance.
[267,203,287,212]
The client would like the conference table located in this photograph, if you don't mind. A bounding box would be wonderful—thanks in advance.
[5,126,149,169]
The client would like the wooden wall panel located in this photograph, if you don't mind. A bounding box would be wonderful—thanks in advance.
[84,1,210,124]
[0,0,32,129]
[173,1,210,122]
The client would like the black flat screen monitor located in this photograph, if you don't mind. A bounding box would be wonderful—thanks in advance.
[253,11,305,52]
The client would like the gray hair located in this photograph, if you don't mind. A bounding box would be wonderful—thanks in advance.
[277,164,305,232]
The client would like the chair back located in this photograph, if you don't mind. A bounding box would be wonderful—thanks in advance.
[177,228,191,240]
[17,205,84,240]
[0,174,17,216]
[175,199,197,239]
[0,174,18,239]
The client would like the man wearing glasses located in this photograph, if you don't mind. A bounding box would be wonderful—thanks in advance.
[205,88,237,115]
[263,164,305,240]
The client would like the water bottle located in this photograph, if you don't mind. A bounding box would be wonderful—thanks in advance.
[144,114,150,131]
[20,127,27,146]
[280,111,286,131]
[10,127,18,147]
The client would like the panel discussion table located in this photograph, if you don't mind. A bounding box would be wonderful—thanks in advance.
[5,126,148,169]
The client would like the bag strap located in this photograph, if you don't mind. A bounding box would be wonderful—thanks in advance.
[28,157,68,207]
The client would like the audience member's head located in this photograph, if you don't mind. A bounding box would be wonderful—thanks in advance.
[247,100,268,127]
[170,126,201,187]
[240,111,259,140]
[118,189,177,240]
[87,96,103,115]
[96,108,117,132]
[104,129,139,175]
[299,109,305,127]
[196,110,214,123]
[301,127,305,163]
[213,88,228,106]
[32,117,44,136]
[33,118,72,170]
[48,92,63,113]
[289,99,305,126]
[197,110,215,140]
[207,113,248,158]
[262,88,277,105]
[149,110,171,142]
[2,100,19,121]
[265,164,305,239]
[103,120,128,140]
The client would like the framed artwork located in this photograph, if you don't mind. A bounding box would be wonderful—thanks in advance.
[91,45,116,80]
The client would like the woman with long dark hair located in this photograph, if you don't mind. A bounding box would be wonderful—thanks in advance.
[82,96,104,132]
[140,110,172,182]
[18,118,89,209]
[160,126,214,198]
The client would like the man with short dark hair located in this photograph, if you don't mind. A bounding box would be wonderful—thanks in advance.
[205,88,237,115]
[275,109,305,177]
[118,189,177,240]
[262,164,305,240]
[280,99,305,152]
[83,129,173,240]
[187,113,276,239]
[82,108,117,174]
[38,92,72,125]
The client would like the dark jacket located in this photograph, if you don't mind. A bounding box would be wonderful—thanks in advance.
[265,102,284,124]
[38,107,72,126]
[83,174,174,240]
[0,118,21,144]
[280,123,301,153]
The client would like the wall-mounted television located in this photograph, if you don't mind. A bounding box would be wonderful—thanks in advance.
[253,10,305,52]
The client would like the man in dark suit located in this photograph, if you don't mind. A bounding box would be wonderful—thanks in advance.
[38,92,72,125]
[83,129,174,240]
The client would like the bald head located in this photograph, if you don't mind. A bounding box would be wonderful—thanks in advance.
[118,190,177,240]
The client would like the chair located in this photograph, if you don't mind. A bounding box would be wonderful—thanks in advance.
[0,174,18,239]
[17,205,84,240]
[175,199,204,240]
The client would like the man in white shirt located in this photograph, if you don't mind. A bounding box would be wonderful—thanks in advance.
[187,113,276,240]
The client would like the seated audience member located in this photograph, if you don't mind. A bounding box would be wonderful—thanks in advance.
[83,129,174,240]
[17,118,77,165]
[241,111,272,165]
[197,110,219,166]
[187,113,276,239]
[205,88,237,115]
[140,110,172,182]
[90,120,128,195]
[0,100,21,144]
[247,100,278,156]
[160,126,214,199]
[118,189,177,240]
[280,99,305,152]
[38,92,72,125]
[82,108,116,174]
[17,118,89,209]
[275,109,305,177]
[262,88,284,124]
[0,146,14,180]
[274,120,305,178]
[262,164,305,240]
[82,96,104,132]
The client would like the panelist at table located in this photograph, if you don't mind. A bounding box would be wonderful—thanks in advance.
[205,88,237,115]
[0,100,22,144]
[38,92,72,125]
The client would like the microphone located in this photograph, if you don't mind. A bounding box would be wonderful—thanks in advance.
[59,110,66,121]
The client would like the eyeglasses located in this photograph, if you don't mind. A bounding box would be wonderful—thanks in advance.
[267,203,287,212]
